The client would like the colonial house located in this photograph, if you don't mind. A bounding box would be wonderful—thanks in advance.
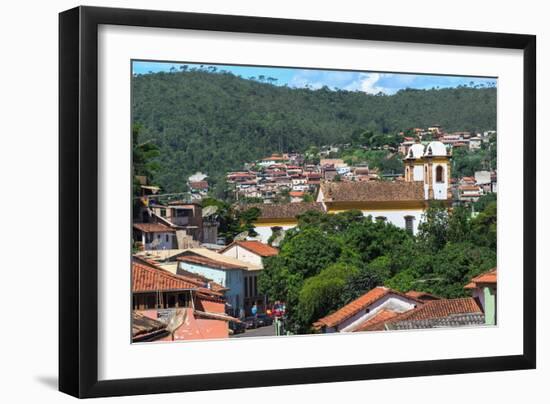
[188,180,209,197]
[219,240,279,314]
[219,240,278,266]
[133,223,176,250]
[150,201,205,243]
[465,268,497,325]
[458,184,483,202]
[238,202,324,243]
[312,287,423,333]
[175,248,262,317]
[132,256,235,341]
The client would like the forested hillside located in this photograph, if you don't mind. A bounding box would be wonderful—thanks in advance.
[132,69,496,193]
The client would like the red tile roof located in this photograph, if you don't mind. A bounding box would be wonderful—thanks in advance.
[133,223,175,233]
[353,309,400,332]
[133,259,203,292]
[385,298,482,326]
[471,268,497,284]
[465,268,497,289]
[220,240,279,257]
[189,181,209,190]
[240,202,324,220]
[320,181,425,202]
[177,254,247,270]
[313,287,422,329]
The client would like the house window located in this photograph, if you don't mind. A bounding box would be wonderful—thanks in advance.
[405,216,415,234]
[165,234,169,243]
[160,208,166,217]
[145,233,153,244]
[435,165,444,183]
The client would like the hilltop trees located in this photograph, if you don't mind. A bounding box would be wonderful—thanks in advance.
[132,68,496,193]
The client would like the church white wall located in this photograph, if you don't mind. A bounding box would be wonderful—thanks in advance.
[360,209,424,234]
[413,164,424,181]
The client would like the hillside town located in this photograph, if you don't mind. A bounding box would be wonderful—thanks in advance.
[132,124,497,342]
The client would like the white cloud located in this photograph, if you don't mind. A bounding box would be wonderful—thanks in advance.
[345,73,394,94]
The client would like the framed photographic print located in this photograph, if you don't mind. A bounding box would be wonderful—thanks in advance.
[59,6,536,398]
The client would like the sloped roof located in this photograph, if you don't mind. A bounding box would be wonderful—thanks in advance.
[132,256,221,296]
[132,312,167,341]
[189,181,209,189]
[133,260,200,292]
[319,181,425,203]
[384,297,482,327]
[240,202,324,220]
[178,255,247,270]
[133,223,176,233]
[465,268,497,289]
[220,240,279,257]
[387,313,485,330]
[352,309,400,332]
[471,268,497,284]
[313,287,422,329]
[176,248,262,271]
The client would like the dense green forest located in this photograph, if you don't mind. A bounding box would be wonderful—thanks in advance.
[132,68,496,193]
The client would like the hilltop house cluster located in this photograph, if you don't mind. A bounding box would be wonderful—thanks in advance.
[226,153,378,204]
[398,125,495,154]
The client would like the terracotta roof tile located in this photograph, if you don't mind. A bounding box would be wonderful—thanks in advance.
[132,257,221,296]
[314,287,422,329]
[132,312,167,339]
[189,181,209,189]
[385,297,482,326]
[240,202,324,220]
[320,181,425,203]
[133,259,201,292]
[133,223,175,233]
[220,241,279,257]
[471,268,497,285]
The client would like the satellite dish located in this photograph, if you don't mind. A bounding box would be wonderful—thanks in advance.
[166,309,187,341]
[202,205,218,217]
[233,231,249,241]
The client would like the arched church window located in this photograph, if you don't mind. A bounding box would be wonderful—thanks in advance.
[435,165,444,183]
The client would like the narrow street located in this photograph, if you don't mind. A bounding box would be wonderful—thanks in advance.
[230,324,277,338]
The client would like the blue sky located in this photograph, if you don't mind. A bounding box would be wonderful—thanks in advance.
[132,61,496,95]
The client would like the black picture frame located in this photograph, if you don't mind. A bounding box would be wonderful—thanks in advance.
[59,5,536,398]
